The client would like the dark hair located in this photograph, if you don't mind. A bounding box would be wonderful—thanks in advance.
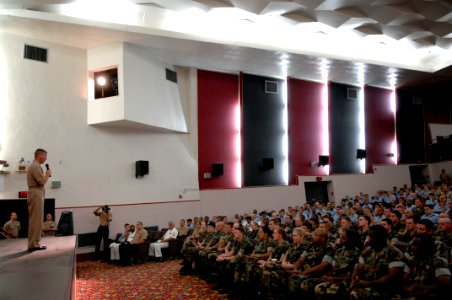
[270,218,280,225]
[417,219,434,231]
[207,221,215,227]
[391,210,402,220]
[360,215,371,224]
[345,229,361,249]
[274,228,286,240]
[235,225,245,233]
[323,215,334,223]
[369,224,388,241]
[381,218,393,228]
[412,233,435,258]
[187,218,192,222]
[302,221,313,231]
[260,226,272,236]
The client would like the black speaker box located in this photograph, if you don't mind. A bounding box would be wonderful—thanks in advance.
[318,155,329,166]
[212,163,224,177]
[135,160,149,178]
[262,158,274,171]
[357,149,367,159]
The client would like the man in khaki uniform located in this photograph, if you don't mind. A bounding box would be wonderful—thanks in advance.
[3,212,21,238]
[27,148,51,251]
[119,221,148,266]
[93,205,113,260]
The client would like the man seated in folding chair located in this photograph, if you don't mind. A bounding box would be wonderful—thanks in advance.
[3,212,21,238]
[149,221,178,262]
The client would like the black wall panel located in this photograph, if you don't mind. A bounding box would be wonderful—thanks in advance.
[396,89,425,164]
[243,74,285,186]
[330,82,361,174]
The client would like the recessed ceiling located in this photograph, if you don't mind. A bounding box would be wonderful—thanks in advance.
[1,0,452,89]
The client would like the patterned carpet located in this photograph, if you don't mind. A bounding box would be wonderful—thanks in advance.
[76,260,228,300]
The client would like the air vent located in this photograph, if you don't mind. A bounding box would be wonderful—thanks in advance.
[347,88,358,100]
[413,96,422,105]
[166,68,177,83]
[265,80,278,94]
[24,44,48,63]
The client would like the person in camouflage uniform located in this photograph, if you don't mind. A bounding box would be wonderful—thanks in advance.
[212,225,254,293]
[233,225,274,286]
[247,221,259,242]
[349,225,405,300]
[313,229,361,299]
[437,217,452,266]
[203,222,236,279]
[193,221,224,275]
[241,228,289,296]
[180,221,205,253]
[287,228,334,299]
[404,219,449,263]
[180,221,215,274]
[263,227,308,299]
[402,233,450,299]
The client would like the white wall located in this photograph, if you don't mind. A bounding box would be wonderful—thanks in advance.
[429,160,452,183]
[123,44,187,132]
[0,33,199,211]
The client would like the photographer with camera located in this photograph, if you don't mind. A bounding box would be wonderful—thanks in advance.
[93,205,113,261]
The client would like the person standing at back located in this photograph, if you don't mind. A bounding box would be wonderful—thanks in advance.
[27,148,51,251]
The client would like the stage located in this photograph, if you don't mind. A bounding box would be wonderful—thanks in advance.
[0,235,76,300]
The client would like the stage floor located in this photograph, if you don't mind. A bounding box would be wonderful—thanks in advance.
[0,235,76,300]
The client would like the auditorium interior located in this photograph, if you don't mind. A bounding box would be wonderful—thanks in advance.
[1,1,452,299]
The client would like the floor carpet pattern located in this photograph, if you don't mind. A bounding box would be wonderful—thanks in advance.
[76,260,228,300]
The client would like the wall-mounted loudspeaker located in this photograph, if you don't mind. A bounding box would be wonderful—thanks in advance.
[135,160,149,178]
[347,88,358,100]
[265,80,278,94]
[318,155,329,166]
[261,158,274,171]
[357,149,367,159]
[212,163,224,177]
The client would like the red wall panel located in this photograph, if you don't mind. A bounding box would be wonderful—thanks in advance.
[365,86,395,173]
[288,78,327,184]
[198,70,240,189]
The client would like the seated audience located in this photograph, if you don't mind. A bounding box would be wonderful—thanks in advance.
[350,225,405,300]
[312,229,361,299]
[148,221,178,261]
[119,221,147,266]
[109,223,131,263]
[287,228,334,298]
[403,234,450,299]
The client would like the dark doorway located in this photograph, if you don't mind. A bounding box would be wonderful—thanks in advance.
[304,181,329,204]
[409,165,429,186]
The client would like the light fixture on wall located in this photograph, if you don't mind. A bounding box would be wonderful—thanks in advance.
[96,76,106,98]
